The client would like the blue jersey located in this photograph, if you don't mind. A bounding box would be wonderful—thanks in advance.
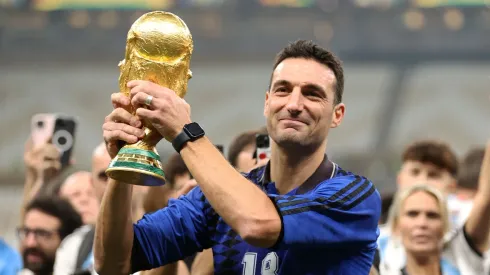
[0,238,22,275]
[131,156,381,274]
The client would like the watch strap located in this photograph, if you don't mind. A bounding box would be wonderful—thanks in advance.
[172,130,191,153]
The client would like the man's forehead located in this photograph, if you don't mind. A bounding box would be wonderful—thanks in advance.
[272,58,335,86]
[404,160,449,173]
[25,210,60,228]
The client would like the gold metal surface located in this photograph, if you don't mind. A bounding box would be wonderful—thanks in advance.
[106,11,193,185]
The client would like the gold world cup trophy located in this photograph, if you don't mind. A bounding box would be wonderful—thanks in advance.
[105,11,193,186]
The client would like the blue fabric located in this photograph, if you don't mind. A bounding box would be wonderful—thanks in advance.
[131,165,381,274]
[82,250,93,270]
[0,239,22,275]
[441,258,460,275]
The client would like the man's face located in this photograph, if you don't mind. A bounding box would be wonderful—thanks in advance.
[397,160,455,193]
[91,146,112,201]
[264,58,344,149]
[60,172,99,225]
[20,210,61,275]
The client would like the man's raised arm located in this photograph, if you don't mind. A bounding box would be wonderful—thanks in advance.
[93,92,145,274]
[94,93,212,274]
[94,179,134,274]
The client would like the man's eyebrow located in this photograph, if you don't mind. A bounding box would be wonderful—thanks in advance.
[271,80,291,89]
[303,83,327,97]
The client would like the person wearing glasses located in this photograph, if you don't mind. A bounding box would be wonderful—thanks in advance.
[18,195,82,275]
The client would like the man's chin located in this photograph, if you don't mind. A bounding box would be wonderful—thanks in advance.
[275,134,309,148]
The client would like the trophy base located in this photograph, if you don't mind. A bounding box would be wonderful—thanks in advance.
[106,147,166,186]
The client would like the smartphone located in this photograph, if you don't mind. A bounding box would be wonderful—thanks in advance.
[31,113,77,168]
[254,134,271,162]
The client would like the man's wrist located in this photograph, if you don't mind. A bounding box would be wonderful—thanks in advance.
[171,122,205,153]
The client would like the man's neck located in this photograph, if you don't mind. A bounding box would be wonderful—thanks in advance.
[269,141,326,195]
[405,253,440,275]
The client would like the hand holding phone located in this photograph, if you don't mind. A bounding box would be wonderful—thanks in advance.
[254,134,271,164]
[31,113,77,169]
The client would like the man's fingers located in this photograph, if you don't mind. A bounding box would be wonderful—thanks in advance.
[104,129,140,145]
[103,121,145,138]
[105,108,142,128]
[135,108,157,123]
[111,93,131,109]
[127,80,147,89]
[131,92,153,110]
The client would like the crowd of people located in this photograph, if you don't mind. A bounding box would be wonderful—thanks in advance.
[0,39,489,275]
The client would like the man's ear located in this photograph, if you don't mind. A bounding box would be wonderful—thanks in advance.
[330,103,345,128]
[264,91,270,118]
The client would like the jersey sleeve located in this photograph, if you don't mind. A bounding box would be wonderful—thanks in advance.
[442,227,484,274]
[269,175,381,250]
[130,186,214,273]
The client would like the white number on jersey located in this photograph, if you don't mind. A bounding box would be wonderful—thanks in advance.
[242,252,279,275]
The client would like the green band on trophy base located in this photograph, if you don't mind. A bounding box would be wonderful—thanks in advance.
[117,147,161,161]
[108,161,165,177]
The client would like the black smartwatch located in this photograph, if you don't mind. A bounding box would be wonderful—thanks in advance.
[172,122,205,152]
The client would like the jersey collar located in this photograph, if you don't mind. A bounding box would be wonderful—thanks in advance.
[259,154,336,194]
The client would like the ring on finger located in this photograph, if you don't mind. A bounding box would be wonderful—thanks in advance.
[144,95,153,107]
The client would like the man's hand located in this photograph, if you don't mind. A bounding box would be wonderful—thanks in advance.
[103,93,145,158]
[24,138,62,184]
[129,80,192,141]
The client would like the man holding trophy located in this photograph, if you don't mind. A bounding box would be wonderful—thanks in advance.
[95,11,381,275]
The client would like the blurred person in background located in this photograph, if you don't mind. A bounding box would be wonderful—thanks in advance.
[379,140,459,232]
[382,184,483,275]
[378,140,460,259]
[396,140,458,194]
[58,171,99,225]
[143,153,197,212]
[18,196,82,275]
[21,138,66,219]
[95,40,380,275]
[0,237,22,275]
[53,143,110,275]
[227,126,268,173]
[379,142,490,274]
[449,147,485,227]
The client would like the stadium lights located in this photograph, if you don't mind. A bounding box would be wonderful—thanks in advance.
[443,8,464,31]
[97,10,118,29]
[403,9,425,31]
[69,10,90,29]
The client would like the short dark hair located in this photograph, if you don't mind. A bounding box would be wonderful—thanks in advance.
[164,153,190,186]
[402,140,458,177]
[271,39,344,104]
[25,195,83,240]
[458,147,485,190]
[227,127,268,168]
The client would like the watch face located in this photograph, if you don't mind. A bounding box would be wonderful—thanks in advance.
[185,122,204,138]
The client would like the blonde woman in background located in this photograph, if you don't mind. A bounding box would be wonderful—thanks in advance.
[380,184,484,275]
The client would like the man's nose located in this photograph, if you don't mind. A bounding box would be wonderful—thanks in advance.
[286,87,304,114]
[24,233,38,247]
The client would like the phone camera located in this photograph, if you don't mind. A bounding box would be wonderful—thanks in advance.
[57,136,67,146]
[36,120,44,128]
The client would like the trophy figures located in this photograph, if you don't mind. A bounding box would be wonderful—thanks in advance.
[105,11,193,186]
